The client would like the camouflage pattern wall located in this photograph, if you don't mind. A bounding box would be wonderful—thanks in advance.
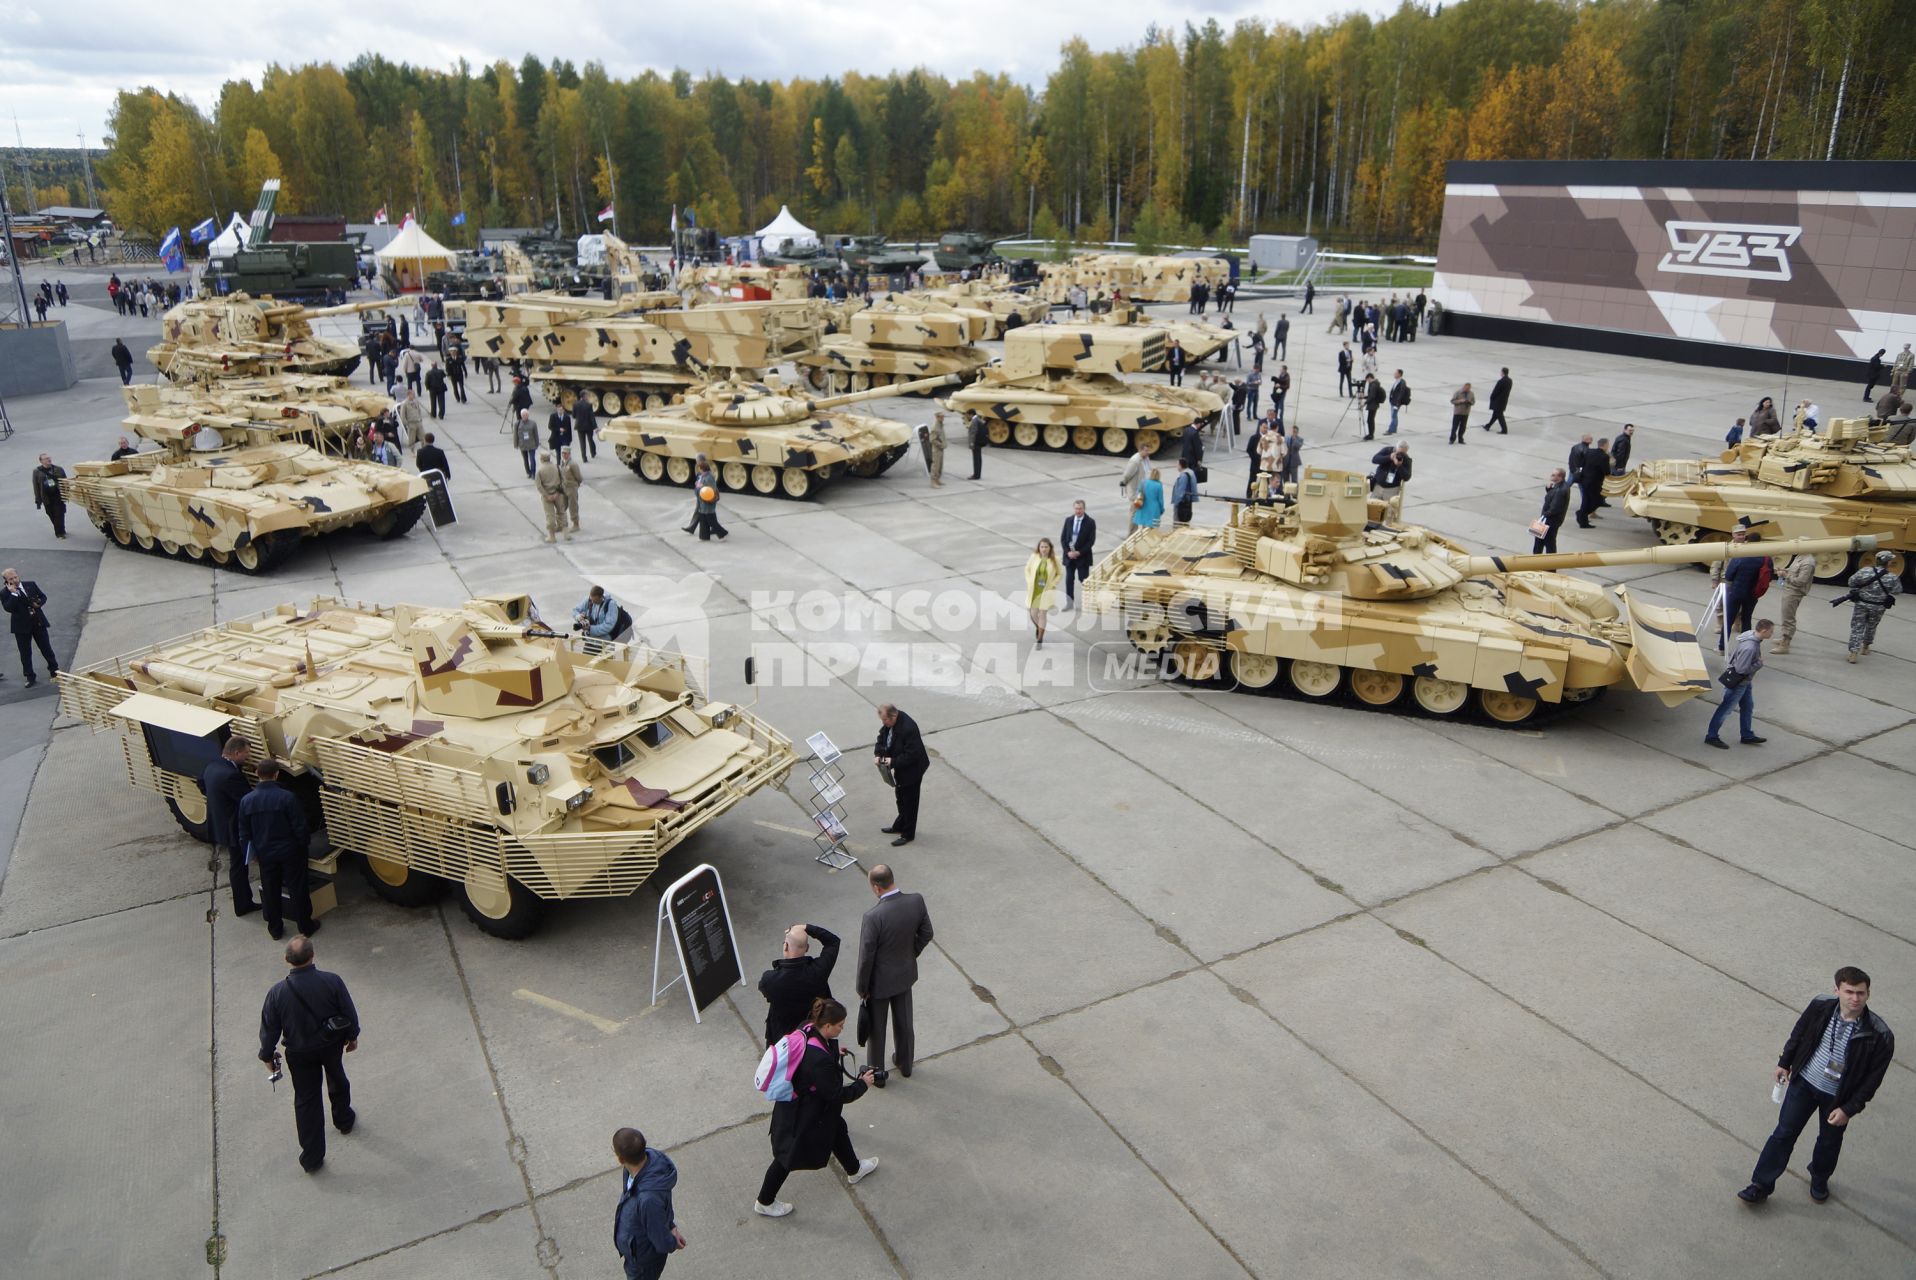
[1432,161,1915,361]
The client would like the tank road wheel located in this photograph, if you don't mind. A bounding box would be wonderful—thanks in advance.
[804,367,830,392]
[109,522,134,548]
[1411,675,1470,717]
[1228,650,1281,691]
[1013,423,1040,447]
[1071,426,1100,452]
[207,547,231,566]
[1171,640,1221,684]
[1813,551,1859,583]
[851,374,872,392]
[831,372,855,394]
[458,871,544,940]
[1652,520,1702,546]
[720,461,751,491]
[665,457,695,486]
[369,495,427,540]
[1127,623,1172,654]
[1100,428,1131,455]
[600,391,625,415]
[231,534,283,574]
[1349,668,1407,708]
[1135,429,1163,456]
[360,853,451,907]
[166,792,212,843]
[780,468,813,499]
[751,464,780,494]
[571,389,599,413]
[1286,659,1344,700]
[159,538,182,557]
[642,393,666,410]
[182,542,206,562]
[134,531,156,552]
[1042,425,1070,450]
[637,452,667,482]
[1478,689,1540,725]
[986,421,1011,445]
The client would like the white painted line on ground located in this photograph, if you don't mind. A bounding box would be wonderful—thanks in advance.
[512,988,624,1035]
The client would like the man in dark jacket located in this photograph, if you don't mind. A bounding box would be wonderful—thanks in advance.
[1166,339,1186,386]
[238,760,316,940]
[1362,375,1385,440]
[1611,423,1635,474]
[613,1127,684,1278]
[415,432,451,481]
[1060,500,1097,608]
[31,454,67,539]
[968,411,988,480]
[1739,966,1894,1205]
[199,738,257,916]
[258,934,359,1172]
[0,570,57,685]
[423,360,448,418]
[572,395,598,461]
[1720,534,1767,641]
[1574,438,1610,527]
[1534,469,1571,553]
[1178,422,1204,472]
[1368,444,1411,518]
[1336,344,1354,398]
[875,704,928,845]
[1481,368,1513,433]
[111,338,135,385]
[759,923,841,1045]
[547,406,573,454]
[1387,370,1410,434]
[1301,281,1315,314]
[857,864,934,1084]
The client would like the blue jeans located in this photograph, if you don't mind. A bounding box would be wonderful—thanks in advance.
[1750,1075,1846,1194]
[1706,680,1755,741]
[1387,405,1400,434]
[623,1251,667,1280]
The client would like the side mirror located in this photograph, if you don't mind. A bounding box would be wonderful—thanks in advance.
[743,656,757,687]
[494,781,516,816]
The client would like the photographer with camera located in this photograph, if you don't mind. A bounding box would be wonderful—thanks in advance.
[752,996,880,1218]
[572,585,630,650]
[0,568,58,686]
[258,934,360,1174]
[1840,551,1902,663]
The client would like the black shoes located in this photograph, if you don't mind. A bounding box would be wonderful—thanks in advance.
[893,1056,912,1079]
[891,836,912,846]
[235,902,260,918]
[1736,1184,1767,1205]
[268,926,285,940]
[1741,736,1767,745]
[1704,737,1729,750]
[1809,1181,1829,1203]
[880,825,899,834]
[336,1112,356,1135]
[305,919,323,938]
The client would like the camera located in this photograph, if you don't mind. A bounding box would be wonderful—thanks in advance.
[267,1054,283,1084]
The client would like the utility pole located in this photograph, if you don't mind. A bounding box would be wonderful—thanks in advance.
[0,177,33,325]
[12,115,37,213]
[77,129,98,208]
[452,135,465,246]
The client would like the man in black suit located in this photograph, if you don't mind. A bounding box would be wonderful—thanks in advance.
[857,864,933,1086]
[239,760,317,940]
[1534,469,1571,553]
[1611,423,1635,475]
[415,432,451,481]
[1060,500,1096,609]
[547,405,573,455]
[875,703,929,846]
[758,922,841,1045]
[1481,367,1514,433]
[1575,438,1611,528]
[968,412,988,480]
[200,738,258,917]
[31,454,67,539]
[571,395,598,462]
[0,569,58,686]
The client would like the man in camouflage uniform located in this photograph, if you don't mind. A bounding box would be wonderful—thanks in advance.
[1844,551,1901,662]
[1769,552,1816,655]
[535,451,569,543]
[558,447,584,536]
[920,415,945,487]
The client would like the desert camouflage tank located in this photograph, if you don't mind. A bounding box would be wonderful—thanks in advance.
[57,592,796,938]
[917,279,1048,337]
[60,377,429,572]
[677,263,814,301]
[602,374,955,500]
[1087,302,1237,365]
[794,302,991,394]
[1609,416,1916,586]
[1083,467,1876,726]
[944,325,1223,456]
[1039,252,1231,304]
[148,293,397,381]
[460,293,813,415]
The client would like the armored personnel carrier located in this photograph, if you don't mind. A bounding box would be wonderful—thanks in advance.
[459,293,811,415]
[944,325,1223,456]
[426,253,507,300]
[1083,467,1874,726]
[57,593,796,938]
[148,293,396,381]
[1610,416,1916,585]
[602,374,954,500]
[918,279,1047,337]
[61,378,429,572]
[794,302,990,394]
[1039,252,1231,304]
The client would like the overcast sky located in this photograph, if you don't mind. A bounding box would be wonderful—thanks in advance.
[1,0,1377,150]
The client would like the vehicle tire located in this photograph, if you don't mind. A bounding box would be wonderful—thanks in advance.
[458,873,543,939]
[166,793,213,843]
[360,853,451,907]
[1286,659,1344,700]
[134,530,156,552]
[369,495,426,540]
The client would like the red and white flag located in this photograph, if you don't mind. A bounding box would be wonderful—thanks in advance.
[372,206,388,225]
[597,203,615,224]
[403,210,417,227]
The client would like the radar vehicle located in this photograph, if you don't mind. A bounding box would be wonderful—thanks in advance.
[944,325,1222,456]
[795,302,990,394]
[58,593,796,938]
[148,293,395,381]
[1083,468,1875,725]
[603,374,955,500]
[1609,416,1916,585]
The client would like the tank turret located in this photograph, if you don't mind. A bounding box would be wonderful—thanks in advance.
[793,302,991,396]
[1038,252,1232,304]
[932,231,1017,273]
[1082,466,1875,726]
[148,293,398,381]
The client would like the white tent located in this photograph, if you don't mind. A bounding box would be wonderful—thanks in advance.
[206,213,250,257]
[374,221,458,291]
[754,205,817,256]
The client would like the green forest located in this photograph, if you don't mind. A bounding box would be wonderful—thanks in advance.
[84,0,1907,251]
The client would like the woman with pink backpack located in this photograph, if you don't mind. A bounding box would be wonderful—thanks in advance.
[752,997,881,1218]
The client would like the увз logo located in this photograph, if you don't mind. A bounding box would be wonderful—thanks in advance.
[1656,221,1802,282]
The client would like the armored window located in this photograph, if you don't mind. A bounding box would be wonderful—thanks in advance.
[592,740,636,771]
[636,721,674,750]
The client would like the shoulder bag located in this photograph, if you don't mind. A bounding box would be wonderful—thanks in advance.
[286,979,354,1046]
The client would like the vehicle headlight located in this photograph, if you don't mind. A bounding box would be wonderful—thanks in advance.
[526,762,550,784]
[565,787,592,811]
[710,707,731,727]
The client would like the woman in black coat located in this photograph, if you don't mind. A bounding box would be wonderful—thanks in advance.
[754,997,879,1217]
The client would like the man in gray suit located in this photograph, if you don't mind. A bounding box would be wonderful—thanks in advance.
[857,864,934,1087]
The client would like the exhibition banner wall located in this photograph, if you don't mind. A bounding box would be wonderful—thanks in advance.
[1433,161,1915,361]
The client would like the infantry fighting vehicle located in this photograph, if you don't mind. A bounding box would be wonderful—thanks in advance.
[795,302,990,394]
[1609,417,1916,586]
[944,325,1223,456]
[148,293,396,381]
[426,253,507,300]
[460,293,811,414]
[58,593,796,938]
[918,279,1047,337]
[1039,252,1232,304]
[61,378,429,572]
[602,374,955,500]
[932,231,1016,273]
[1084,467,1875,726]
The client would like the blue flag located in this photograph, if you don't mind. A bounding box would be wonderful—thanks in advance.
[684,208,697,228]
[189,217,216,245]
[160,226,184,273]
[451,211,466,227]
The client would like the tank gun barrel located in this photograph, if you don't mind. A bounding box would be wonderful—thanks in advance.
[1456,534,1879,576]
[302,298,405,319]
[810,374,959,409]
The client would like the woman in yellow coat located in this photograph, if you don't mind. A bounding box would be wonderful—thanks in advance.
[1024,538,1063,647]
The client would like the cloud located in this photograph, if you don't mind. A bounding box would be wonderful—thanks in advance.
[3,0,1378,146]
